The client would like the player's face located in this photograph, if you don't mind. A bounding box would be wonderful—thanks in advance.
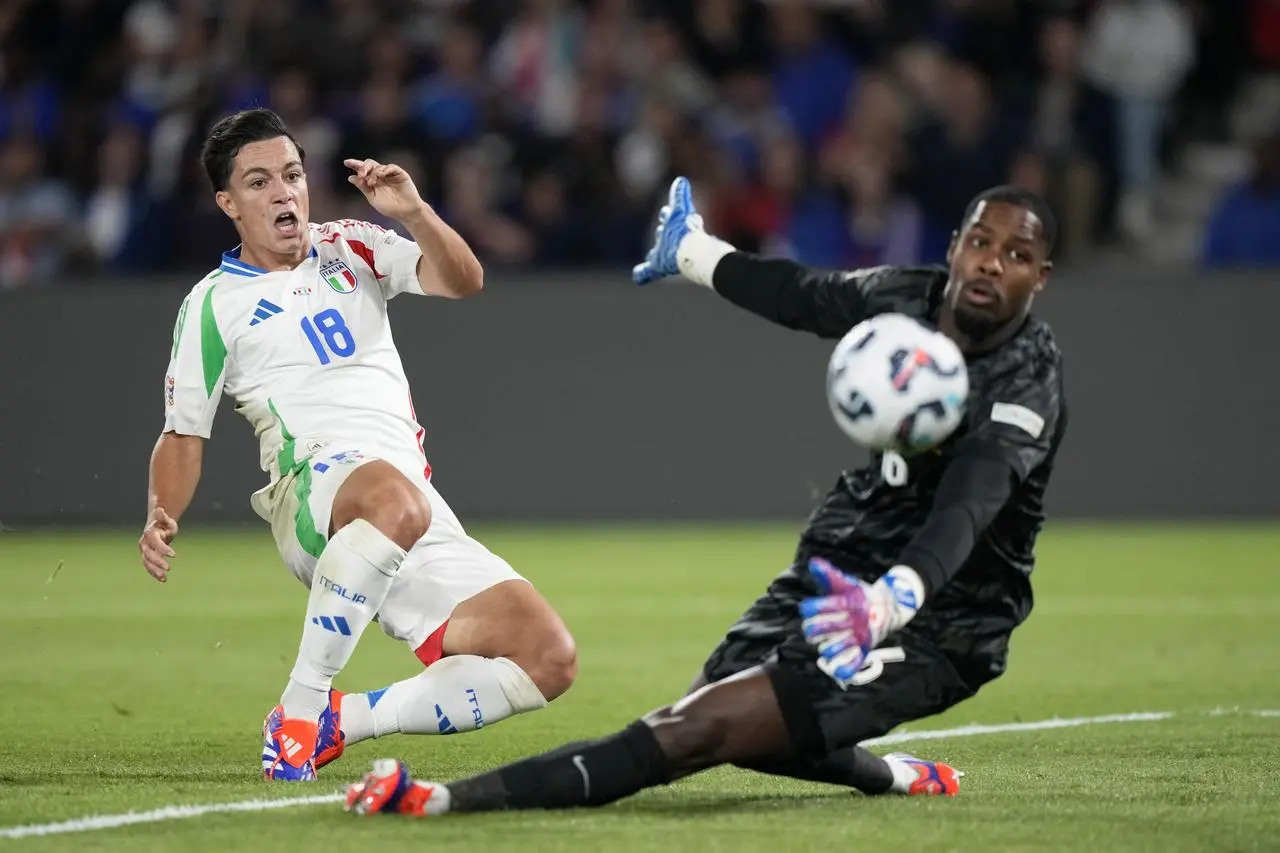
[944,201,1050,342]
[216,136,310,265]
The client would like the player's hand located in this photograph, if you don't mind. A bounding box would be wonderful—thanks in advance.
[799,559,923,688]
[345,158,428,224]
[632,176,703,286]
[139,507,179,583]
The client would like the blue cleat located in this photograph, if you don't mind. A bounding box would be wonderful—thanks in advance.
[261,704,319,781]
[632,176,704,286]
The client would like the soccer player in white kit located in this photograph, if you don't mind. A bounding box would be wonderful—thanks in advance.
[137,109,577,781]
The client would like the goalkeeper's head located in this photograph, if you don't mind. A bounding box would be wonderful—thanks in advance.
[200,108,310,268]
[942,185,1057,345]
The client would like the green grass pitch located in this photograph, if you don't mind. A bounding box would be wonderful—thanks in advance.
[1,523,1278,852]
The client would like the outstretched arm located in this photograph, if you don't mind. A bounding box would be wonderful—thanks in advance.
[696,246,873,340]
[633,177,874,339]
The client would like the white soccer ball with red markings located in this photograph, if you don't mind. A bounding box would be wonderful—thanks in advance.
[825,313,969,454]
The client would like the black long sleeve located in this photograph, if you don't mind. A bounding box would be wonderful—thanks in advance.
[895,452,1019,596]
[711,253,869,339]
[896,349,1065,596]
[711,253,948,340]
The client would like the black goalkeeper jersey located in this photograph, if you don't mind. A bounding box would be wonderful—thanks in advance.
[711,254,1068,646]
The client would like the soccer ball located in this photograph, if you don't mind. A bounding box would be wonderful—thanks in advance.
[825,313,969,454]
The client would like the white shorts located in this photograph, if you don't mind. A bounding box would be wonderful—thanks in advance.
[255,447,525,665]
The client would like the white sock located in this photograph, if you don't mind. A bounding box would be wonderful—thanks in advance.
[676,229,736,289]
[280,519,407,722]
[885,754,923,794]
[339,655,547,744]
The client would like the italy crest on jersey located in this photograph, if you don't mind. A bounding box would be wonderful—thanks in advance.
[320,259,358,294]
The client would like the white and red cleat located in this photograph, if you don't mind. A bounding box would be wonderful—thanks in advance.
[884,752,963,796]
[344,759,447,816]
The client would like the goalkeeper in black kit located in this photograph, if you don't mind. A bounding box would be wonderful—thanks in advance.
[341,177,1069,817]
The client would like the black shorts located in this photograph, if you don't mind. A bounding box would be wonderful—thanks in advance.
[700,564,989,759]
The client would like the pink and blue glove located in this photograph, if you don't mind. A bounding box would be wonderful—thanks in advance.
[799,558,925,688]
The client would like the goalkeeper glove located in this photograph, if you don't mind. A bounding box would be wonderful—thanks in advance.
[799,558,925,688]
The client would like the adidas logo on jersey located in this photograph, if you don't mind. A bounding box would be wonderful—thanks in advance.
[249,299,284,326]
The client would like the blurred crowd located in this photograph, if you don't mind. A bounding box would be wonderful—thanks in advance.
[0,0,1278,289]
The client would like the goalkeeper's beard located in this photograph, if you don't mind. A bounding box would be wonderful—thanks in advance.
[951,302,1006,345]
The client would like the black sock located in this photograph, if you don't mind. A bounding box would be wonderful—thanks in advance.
[445,721,673,813]
[740,746,894,795]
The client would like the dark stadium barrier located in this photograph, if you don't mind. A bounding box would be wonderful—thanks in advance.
[0,266,1274,524]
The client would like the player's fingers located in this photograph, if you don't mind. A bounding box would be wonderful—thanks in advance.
[829,646,867,681]
[813,628,853,655]
[799,591,842,614]
[668,176,689,208]
[674,175,694,211]
[807,558,859,595]
[801,609,850,637]
[806,558,838,593]
[141,551,169,579]
[152,531,176,557]
[144,530,176,557]
[141,537,172,565]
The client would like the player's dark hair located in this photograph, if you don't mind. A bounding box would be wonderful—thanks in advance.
[961,185,1058,256]
[200,108,306,192]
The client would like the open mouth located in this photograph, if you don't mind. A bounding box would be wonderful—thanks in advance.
[274,211,300,237]
[962,279,998,307]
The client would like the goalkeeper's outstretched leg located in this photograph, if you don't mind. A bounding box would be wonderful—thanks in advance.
[342,557,976,821]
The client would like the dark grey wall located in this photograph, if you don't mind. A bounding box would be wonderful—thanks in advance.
[1,268,1276,524]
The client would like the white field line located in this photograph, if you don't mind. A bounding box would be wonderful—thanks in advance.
[2,708,1276,839]
[862,711,1172,746]
[0,793,346,840]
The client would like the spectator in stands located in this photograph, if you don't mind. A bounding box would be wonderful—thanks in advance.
[489,0,584,137]
[1080,0,1195,244]
[825,72,924,267]
[1202,126,1280,268]
[1023,14,1115,259]
[0,134,75,289]
[902,59,1037,262]
[0,0,1264,278]
[82,122,164,273]
[767,0,858,153]
[408,18,488,146]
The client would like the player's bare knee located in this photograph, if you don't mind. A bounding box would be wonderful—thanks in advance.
[358,485,430,549]
[332,464,431,549]
[524,629,578,701]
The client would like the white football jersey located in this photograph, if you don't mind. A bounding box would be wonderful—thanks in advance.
[163,219,430,513]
